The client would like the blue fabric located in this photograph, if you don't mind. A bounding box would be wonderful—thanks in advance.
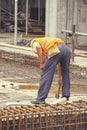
[37,44,71,100]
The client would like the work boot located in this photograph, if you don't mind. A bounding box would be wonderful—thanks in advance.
[31,98,45,104]
[66,97,69,101]
[62,96,69,101]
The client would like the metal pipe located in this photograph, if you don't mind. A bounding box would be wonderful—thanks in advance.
[0,0,1,31]
[38,0,40,24]
[71,25,76,62]
[74,53,87,58]
[9,0,11,20]
[14,0,18,45]
[62,30,87,36]
[62,29,87,61]
[26,0,28,35]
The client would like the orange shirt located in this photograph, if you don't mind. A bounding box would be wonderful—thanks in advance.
[30,37,65,53]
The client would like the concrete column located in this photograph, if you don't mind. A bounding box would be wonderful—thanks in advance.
[56,0,67,39]
[46,0,67,40]
[46,0,58,37]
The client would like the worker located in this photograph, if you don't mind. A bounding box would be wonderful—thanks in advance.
[29,37,71,104]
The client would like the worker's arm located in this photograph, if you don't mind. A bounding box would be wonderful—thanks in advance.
[36,45,45,69]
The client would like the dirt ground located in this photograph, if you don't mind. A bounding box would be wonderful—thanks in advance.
[0,58,87,93]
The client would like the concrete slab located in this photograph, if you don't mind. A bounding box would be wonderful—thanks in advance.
[0,82,87,109]
[0,42,87,108]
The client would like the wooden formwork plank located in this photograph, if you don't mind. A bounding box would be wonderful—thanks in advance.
[18,84,58,94]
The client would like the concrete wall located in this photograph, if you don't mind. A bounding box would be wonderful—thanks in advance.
[45,0,87,47]
[77,0,87,46]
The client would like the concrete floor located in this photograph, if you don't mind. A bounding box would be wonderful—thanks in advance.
[0,84,87,109]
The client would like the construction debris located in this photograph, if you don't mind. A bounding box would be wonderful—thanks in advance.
[0,7,45,34]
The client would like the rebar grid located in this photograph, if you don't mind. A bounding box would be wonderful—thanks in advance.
[0,101,87,130]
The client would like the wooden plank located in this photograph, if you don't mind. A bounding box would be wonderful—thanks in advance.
[19,84,59,94]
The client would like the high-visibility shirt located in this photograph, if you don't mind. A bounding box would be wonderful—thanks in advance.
[30,37,65,53]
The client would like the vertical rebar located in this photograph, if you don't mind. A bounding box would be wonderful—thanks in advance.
[14,0,18,45]
[38,0,41,24]
[0,112,2,130]
[71,24,76,62]
[26,0,28,35]
[0,0,1,31]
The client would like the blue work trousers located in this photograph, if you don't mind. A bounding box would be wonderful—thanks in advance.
[37,44,71,100]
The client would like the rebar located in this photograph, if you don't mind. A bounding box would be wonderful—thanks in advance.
[0,101,87,130]
[62,28,87,62]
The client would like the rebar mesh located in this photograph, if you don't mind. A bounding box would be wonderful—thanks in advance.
[0,101,87,130]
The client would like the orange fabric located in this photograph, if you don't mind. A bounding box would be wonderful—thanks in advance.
[30,37,65,53]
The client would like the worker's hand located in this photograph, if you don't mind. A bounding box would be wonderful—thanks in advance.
[40,63,44,69]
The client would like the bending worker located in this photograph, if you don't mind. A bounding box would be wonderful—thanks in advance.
[29,37,71,104]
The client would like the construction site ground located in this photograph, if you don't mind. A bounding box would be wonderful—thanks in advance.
[0,33,87,108]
